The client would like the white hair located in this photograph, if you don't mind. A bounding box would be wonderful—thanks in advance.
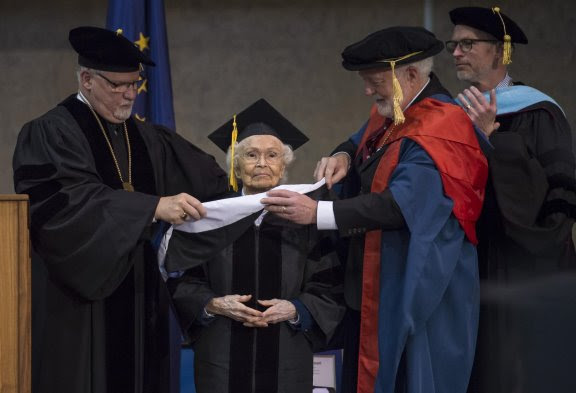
[400,57,434,78]
[76,66,94,85]
[225,137,295,183]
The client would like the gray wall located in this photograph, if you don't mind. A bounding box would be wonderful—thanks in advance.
[2,0,574,194]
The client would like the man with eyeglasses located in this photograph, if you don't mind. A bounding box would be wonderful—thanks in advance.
[12,26,229,393]
[447,6,576,393]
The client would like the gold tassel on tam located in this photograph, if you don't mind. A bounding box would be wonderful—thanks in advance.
[376,51,423,125]
[390,61,405,125]
[492,6,512,65]
[228,115,239,192]
[502,34,512,65]
[116,28,123,36]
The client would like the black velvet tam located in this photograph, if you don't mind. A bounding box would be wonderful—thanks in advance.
[208,98,308,152]
[449,7,528,44]
[341,26,444,71]
[69,26,155,72]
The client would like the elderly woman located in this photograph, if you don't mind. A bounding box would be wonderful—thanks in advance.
[163,99,344,393]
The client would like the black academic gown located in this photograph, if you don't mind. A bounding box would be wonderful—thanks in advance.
[12,95,229,393]
[469,94,576,393]
[165,192,345,393]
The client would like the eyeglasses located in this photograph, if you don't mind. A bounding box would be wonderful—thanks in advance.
[240,150,284,165]
[94,72,144,93]
[445,39,498,54]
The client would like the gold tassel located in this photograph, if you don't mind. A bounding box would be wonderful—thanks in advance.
[375,51,422,125]
[116,28,123,36]
[229,115,239,192]
[492,6,512,64]
[390,61,405,125]
[502,34,512,65]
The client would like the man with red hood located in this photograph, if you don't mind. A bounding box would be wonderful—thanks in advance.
[262,26,488,393]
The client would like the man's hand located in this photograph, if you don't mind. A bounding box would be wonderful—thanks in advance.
[206,294,263,324]
[154,193,206,225]
[314,153,350,189]
[261,190,318,225]
[458,86,500,137]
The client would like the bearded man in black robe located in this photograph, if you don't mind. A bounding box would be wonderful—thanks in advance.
[12,26,228,393]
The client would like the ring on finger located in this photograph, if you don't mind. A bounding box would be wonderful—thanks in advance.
[180,212,188,220]
[282,206,287,214]
[465,103,472,110]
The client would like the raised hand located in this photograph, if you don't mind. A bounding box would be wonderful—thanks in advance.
[458,86,500,137]
[313,153,350,189]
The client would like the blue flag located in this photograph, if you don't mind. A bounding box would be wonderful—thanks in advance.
[106,0,175,131]
[106,0,174,253]
[106,3,185,393]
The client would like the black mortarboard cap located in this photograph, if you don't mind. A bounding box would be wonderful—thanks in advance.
[341,26,444,71]
[69,26,155,72]
[449,7,528,44]
[208,98,309,153]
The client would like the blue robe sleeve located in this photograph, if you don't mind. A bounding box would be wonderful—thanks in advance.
[376,138,479,393]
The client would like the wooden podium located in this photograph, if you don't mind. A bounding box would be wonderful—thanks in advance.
[0,195,31,393]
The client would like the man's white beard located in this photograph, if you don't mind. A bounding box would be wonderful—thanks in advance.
[376,101,394,119]
[114,106,133,121]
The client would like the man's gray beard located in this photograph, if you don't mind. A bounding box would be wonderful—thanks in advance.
[456,70,472,82]
[114,107,133,121]
[376,102,393,119]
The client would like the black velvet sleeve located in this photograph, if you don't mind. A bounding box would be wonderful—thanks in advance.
[12,107,160,301]
[167,265,216,333]
[298,226,345,350]
[331,139,357,157]
[490,103,576,257]
[333,188,406,237]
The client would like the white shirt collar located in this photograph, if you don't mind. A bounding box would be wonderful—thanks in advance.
[495,73,513,90]
[76,91,92,107]
[404,77,431,111]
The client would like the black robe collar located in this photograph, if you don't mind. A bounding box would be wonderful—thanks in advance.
[59,94,157,195]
